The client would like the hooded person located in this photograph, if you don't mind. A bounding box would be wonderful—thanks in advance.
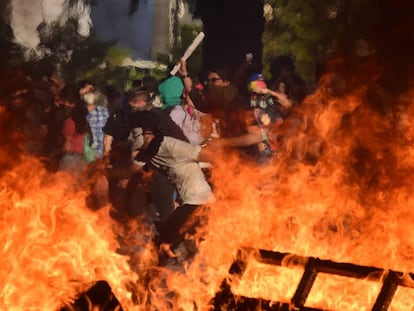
[159,76,202,145]
[158,76,184,110]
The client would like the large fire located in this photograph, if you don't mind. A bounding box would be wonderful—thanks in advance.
[1,77,414,310]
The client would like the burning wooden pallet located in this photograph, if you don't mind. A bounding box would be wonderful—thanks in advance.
[212,248,414,311]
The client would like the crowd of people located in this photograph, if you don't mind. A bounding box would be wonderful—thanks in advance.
[2,55,307,264]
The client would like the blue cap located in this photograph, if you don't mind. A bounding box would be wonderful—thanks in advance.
[248,73,264,82]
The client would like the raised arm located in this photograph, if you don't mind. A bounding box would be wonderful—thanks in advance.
[178,58,194,94]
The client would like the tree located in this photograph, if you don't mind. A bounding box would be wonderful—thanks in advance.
[263,0,338,82]
[35,18,121,84]
[263,0,414,92]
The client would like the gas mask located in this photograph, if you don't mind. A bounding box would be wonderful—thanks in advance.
[128,127,145,151]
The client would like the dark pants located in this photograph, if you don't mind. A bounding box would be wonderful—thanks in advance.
[107,170,148,222]
[158,204,199,250]
[126,173,150,219]
[149,170,176,224]
[108,168,175,226]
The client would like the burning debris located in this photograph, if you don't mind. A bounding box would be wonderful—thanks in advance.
[2,74,414,310]
[213,248,414,310]
[2,0,414,303]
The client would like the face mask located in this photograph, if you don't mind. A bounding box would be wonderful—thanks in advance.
[83,92,95,105]
[128,127,145,150]
[129,101,150,112]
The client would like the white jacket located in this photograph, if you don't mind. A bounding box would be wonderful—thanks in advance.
[150,136,215,205]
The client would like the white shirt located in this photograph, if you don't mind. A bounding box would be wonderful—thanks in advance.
[150,136,215,205]
[169,105,201,145]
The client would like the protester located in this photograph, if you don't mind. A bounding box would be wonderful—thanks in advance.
[102,87,139,221]
[188,65,271,163]
[102,86,188,223]
[128,110,215,262]
[42,82,74,171]
[158,76,202,145]
[4,52,311,267]
[82,89,109,159]
[268,55,307,106]
[127,87,189,226]
[104,85,123,114]
[142,75,162,108]
[59,84,90,177]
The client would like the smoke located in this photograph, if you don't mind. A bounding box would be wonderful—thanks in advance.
[91,0,153,59]
[9,0,91,57]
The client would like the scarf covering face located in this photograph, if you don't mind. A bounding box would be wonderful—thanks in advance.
[128,127,145,151]
[134,135,164,163]
[203,84,238,115]
[158,76,184,109]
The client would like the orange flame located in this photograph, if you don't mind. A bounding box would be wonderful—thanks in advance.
[2,78,414,310]
[0,157,139,309]
[153,83,414,310]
